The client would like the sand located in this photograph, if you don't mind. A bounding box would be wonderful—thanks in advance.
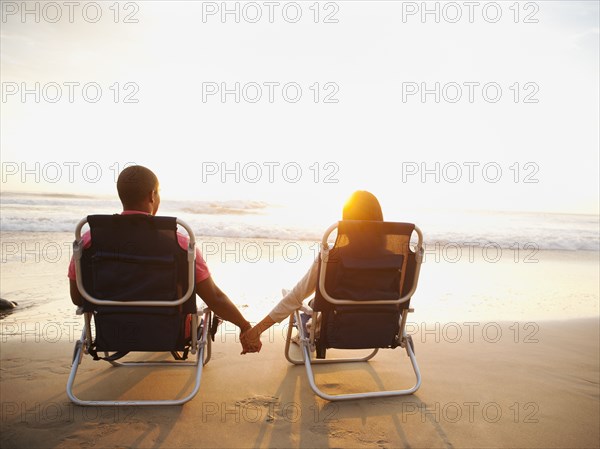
[1,233,599,448]
[0,318,598,448]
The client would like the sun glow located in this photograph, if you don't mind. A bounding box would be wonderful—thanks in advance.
[1,2,598,217]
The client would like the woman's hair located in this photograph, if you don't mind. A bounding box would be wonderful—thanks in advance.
[342,190,383,221]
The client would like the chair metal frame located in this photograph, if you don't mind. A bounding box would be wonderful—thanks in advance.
[284,221,424,401]
[66,216,212,406]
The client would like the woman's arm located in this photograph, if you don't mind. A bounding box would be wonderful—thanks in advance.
[244,257,319,349]
[267,257,319,323]
[241,315,276,353]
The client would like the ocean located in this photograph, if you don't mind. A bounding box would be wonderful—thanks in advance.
[1,191,599,327]
[1,191,598,251]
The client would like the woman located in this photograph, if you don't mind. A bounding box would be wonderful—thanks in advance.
[241,190,384,352]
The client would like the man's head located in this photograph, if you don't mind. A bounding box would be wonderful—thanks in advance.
[116,165,160,215]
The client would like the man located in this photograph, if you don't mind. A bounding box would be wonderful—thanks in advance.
[67,165,261,353]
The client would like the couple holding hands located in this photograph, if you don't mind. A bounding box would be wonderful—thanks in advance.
[67,165,384,354]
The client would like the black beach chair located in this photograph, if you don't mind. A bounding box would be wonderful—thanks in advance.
[284,220,423,401]
[66,214,212,406]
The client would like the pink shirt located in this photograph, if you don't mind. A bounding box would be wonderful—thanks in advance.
[67,211,210,283]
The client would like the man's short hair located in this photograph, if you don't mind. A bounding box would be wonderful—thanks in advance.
[117,165,158,207]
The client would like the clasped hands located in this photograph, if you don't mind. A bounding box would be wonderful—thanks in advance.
[240,326,262,355]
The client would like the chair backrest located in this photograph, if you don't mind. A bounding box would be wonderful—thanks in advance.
[313,221,419,351]
[78,214,196,352]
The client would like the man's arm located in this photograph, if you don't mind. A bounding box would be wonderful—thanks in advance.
[196,276,261,353]
[195,276,251,333]
[69,279,83,306]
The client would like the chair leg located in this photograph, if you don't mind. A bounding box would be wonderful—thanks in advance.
[402,334,422,393]
[290,309,422,401]
[66,328,86,404]
[302,345,421,401]
[203,326,212,366]
[284,313,304,365]
[66,310,211,406]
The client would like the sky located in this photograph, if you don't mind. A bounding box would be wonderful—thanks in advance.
[1,0,599,218]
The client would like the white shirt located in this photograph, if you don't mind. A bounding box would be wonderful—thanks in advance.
[268,256,319,323]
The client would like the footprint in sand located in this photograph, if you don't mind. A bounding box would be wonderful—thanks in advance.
[236,395,281,423]
[236,395,280,407]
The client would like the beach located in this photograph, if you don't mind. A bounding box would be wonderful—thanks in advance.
[1,318,598,448]
[1,229,599,448]
[2,0,599,446]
